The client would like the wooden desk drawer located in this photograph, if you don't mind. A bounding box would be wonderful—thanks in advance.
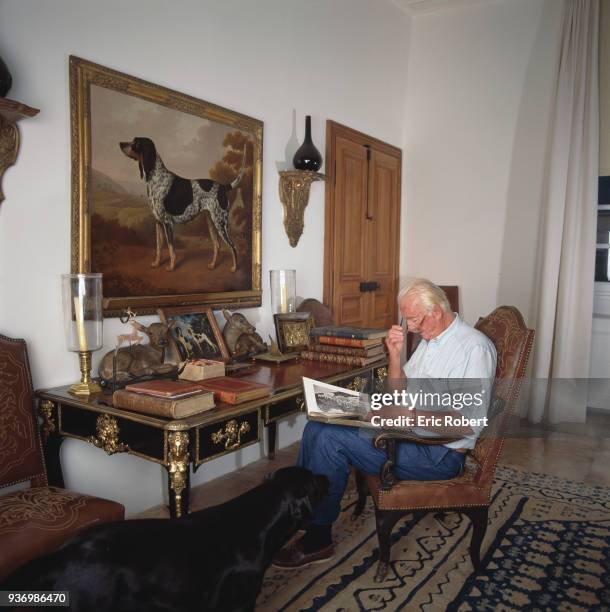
[195,410,259,465]
[59,404,165,464]
[265,396,304,424]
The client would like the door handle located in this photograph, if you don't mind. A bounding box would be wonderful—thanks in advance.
[359,281,380,292]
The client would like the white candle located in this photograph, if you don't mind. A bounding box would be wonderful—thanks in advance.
[280,281,288,313]
[73,296,88,351]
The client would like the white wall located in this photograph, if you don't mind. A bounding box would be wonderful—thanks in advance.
[0,0,410,514]
[400,0,562,325]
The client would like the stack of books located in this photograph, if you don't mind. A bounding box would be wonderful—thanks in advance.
[302,326,387,367]
[113,379,215,419]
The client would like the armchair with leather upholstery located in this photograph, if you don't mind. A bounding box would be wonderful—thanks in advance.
[356,306,534,582]
[0,334,125,581]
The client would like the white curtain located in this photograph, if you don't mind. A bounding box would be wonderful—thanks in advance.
[529,0,599,423]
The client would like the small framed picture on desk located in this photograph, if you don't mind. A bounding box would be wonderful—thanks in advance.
[273,312,314,354]
[158,306,230,363]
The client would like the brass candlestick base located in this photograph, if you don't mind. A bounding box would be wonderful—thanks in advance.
[69,350,102,396]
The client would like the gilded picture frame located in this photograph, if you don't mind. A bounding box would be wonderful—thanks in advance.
[274,312,314,353]
[69,56,263,316]
[158,306,230,363]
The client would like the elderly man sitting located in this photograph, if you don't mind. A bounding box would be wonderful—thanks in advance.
[273,278,497,569]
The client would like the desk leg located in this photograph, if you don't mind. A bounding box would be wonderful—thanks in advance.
[267,421,277,460]
[167,431,190,518]
[39,400,64,488]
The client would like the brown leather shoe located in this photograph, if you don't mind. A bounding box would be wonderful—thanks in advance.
[272,537,334,569]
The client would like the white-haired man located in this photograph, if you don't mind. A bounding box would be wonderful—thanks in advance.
[273,279,497,569]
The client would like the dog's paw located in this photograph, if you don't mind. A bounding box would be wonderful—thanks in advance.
[151,260,161,268]
[207,262,217,270]
[229,264,237,273]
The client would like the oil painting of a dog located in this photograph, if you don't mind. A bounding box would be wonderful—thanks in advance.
[74,58,262,310]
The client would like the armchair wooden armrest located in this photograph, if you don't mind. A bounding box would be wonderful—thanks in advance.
[372,431,465,490]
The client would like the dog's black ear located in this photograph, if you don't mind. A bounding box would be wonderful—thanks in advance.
[141,141,156,181]
[138,160,143,180]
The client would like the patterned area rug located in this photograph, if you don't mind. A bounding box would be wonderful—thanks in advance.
[256,467,610,611]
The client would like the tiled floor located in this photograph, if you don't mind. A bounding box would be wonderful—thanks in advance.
[135,409,610,519]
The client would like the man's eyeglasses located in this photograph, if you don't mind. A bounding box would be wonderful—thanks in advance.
[402,312,428,329]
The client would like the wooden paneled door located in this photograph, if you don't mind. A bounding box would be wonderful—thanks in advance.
[323,121,401,328]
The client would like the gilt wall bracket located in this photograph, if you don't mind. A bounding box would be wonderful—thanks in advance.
[278,170,325,247]
[0,97,39,204]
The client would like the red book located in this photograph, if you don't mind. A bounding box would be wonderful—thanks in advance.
[195,377,272,404]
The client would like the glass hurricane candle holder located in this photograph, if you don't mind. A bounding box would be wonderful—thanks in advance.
[61,273,103,396]
[270,269,296,314]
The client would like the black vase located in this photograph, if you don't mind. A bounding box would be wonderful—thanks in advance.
[293,115,322,171]
[0,56,12,98]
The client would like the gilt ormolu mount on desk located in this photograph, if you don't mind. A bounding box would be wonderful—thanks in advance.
[0,97,39,203]
[278,170,325,247]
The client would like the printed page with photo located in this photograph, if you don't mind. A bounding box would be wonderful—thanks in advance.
[302,377,370,423]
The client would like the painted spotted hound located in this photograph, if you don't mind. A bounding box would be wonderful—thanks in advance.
[120,137,245,271]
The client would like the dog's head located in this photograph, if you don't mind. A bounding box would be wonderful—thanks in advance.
[266,466,329,525]
[119,137,157,181]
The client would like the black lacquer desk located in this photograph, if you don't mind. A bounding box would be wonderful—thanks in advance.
[37,359,387,518]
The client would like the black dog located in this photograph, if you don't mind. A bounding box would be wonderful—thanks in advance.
[3,467,328,612]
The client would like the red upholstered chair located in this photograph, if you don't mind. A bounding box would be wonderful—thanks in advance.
[0,334,125,580]
[359,306,534,582]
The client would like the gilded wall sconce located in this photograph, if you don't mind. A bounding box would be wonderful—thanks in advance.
[278,169,325,247]
[0,98,39,203]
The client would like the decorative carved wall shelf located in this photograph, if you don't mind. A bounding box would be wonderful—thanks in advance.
[0,97,39,203]
[278,169,325,247]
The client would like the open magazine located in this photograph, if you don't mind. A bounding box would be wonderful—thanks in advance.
[302,377,370,420]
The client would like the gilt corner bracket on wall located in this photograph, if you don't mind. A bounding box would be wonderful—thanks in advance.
[0,97,39,204]
[278,169,325,247]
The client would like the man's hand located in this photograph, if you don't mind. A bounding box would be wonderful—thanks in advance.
[385,324,404,361]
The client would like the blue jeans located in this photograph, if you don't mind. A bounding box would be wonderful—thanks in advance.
[297,420,465,526]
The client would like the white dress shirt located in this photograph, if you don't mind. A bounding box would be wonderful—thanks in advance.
[403,314,497,449]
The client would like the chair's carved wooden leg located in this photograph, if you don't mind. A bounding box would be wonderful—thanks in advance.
[353,470,368,518]
[374,509,404,582]
[465,505,489,571]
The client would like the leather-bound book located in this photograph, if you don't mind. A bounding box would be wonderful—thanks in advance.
[125,379,204,399]
[316,335,382,348]
[301,350,384,367]
[307,342,385,357]
[195,377,272,404]
[311,326,388,340]
[113,389,215,418]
